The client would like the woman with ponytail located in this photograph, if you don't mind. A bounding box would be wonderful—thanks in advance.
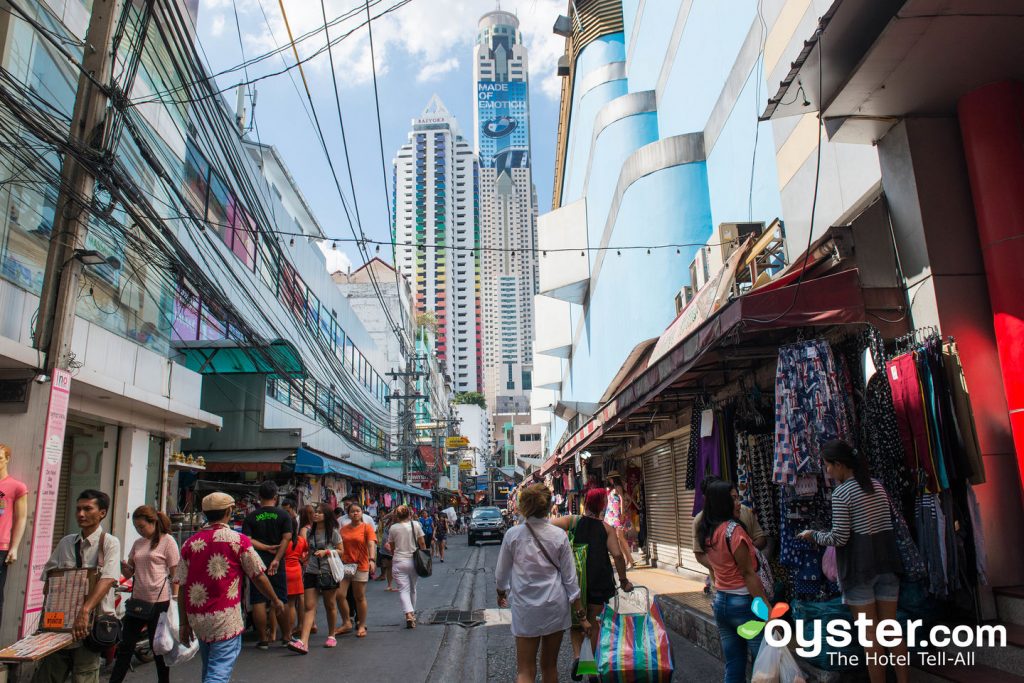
[111,506,180,683]
[798,440,908,683]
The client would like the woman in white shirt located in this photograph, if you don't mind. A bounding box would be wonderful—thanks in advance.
[496,484,590,683]
[386,505,426,629]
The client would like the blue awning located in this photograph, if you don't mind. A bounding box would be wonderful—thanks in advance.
[294,448,429,498]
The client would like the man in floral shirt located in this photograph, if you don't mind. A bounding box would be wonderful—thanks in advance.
[178,492,285,683]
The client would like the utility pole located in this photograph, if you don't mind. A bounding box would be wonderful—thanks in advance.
[386,355,426,486]
[34,0,122,370]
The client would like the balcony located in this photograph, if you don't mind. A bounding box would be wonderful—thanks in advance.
[537,198,590,304]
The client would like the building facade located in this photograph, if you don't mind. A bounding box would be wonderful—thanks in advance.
[392,96,482,394]
[534,0,1024,612]
[474,10,539,412]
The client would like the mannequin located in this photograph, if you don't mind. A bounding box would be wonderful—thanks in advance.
[0,443,28,622]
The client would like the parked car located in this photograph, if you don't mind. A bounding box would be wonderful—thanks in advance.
[468,506,505,546]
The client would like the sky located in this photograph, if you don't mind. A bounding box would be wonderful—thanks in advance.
[193,0,566,274]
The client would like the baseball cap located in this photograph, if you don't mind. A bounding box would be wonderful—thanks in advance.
[202,492,235,511]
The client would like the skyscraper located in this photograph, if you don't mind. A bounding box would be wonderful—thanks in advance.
[474,10,538,415]
[393,96,482,393]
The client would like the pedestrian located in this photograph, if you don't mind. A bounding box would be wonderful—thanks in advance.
[697,479,770,683]
[433,512,448,562]
[417,509,434,556]
[282,511,309,643]
[496,484,589,683]
[386,505,426,628]
[376,511,395,590]
[290,504,344,653]
[797,440,908,683]
[693,476,769,586]
[337,504,377,637]
[177,492,284,683]
[241,481,293,649]
[281,497,300,530]
[604,473,635,569]
[336,496,373,635]
[110,505,179,683]
[551,487,633,681]
[32,490,120,683]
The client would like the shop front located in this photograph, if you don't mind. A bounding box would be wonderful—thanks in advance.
[546,218,1001,651]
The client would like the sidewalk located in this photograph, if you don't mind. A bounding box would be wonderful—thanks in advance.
[624,566,725,661]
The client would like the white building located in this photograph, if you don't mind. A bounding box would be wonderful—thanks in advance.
[392,96,482,394]
[474,10,539,412]
[455,403,489,475]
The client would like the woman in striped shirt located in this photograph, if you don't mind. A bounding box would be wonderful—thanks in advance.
[798,440,908,683]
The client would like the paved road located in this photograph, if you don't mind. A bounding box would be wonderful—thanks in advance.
[122,533,723,681]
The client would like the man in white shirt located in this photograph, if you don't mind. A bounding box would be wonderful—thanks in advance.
[32,489,121,683]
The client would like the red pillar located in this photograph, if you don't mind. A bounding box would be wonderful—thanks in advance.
[958,81,1024,492]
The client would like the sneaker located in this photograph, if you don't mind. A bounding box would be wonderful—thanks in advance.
[324,636,337,648]
[257,641,270,651]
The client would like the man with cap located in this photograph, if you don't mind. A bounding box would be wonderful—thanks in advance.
[178,492,285,683]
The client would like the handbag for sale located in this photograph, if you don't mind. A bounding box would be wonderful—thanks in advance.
[75,532,123,652]
[412,522,433,578]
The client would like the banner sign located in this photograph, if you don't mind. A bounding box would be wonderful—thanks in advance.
[22,369,71,637]
[477,81,530,173]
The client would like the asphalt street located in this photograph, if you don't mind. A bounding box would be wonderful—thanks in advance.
[122,533,724,682]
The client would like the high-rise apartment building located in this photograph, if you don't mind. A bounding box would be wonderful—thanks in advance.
[393,96,482,393]
[474,10,539,412]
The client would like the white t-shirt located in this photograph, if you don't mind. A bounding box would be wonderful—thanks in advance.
[387,520,424,560]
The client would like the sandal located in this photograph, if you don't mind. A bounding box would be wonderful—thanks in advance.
[335,623,353,636]
[324,636,337,648]
[405,616,415,629]
[356,627,367,638]
[286,640,308,655]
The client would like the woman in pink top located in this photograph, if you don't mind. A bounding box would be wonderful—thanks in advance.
[111,506,180,683]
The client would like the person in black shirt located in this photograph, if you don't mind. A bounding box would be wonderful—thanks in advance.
[243,481,293,649]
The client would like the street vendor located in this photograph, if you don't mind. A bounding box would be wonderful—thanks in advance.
[32,489,120,683]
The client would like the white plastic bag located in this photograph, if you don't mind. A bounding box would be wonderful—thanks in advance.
[751,638,782,683]
[327,550,346,583]
[164,637,199,667]
[577,637,598,677]
[152,612,175,656]
[751,638,807,683]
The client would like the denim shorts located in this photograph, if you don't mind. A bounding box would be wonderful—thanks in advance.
[843,572,900,606]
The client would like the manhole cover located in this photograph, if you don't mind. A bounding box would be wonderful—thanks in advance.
[429,609,484,626]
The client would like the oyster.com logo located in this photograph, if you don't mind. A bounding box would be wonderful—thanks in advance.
[738,597,789,640]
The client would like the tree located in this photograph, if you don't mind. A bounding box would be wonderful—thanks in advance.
[453,391,486,409]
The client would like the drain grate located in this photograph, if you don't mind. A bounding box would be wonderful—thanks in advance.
[428,609,485,627]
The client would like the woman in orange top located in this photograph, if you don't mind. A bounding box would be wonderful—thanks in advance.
[283,515,309,643]
[337,504,377,637]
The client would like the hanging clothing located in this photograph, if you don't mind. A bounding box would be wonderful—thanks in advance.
[942,342,985,484]
[886,353,940,492]
[917,350,951,490]
[773,340,849,484]
[684,403,702,491]
[692,410,723,515]
[739,432,778,537]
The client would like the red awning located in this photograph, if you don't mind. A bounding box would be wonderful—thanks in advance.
[555,267,906,462]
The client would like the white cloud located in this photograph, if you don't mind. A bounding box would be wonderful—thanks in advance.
[417,57,459,83]
[209,14,225,38]
[319,241,354,275]
[199,0,567,99]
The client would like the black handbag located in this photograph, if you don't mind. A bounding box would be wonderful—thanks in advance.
[311,528,339,591]
[123,576,168,621]
[75,532,123,652]
[411,523,432,578]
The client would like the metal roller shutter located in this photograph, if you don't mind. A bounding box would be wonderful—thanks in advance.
[673,434,704,573]
[643,442,680,569]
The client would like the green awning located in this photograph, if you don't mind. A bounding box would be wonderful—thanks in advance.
[174,339,305,376]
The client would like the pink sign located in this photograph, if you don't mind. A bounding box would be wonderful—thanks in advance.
[21,369,71,637]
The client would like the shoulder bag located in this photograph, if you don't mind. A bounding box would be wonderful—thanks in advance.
[725,521,774,599]
[411,522,433,577]
[312,528,340,591]
[75,532,123,652]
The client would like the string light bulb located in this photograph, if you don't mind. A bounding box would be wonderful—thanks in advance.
[289,237,295,247]
[580,250,585,257]
[617,250,621,256]
[647,248,651,254]
[332,241,337,250]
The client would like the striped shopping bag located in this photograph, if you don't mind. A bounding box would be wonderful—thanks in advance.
[596,587,675,682]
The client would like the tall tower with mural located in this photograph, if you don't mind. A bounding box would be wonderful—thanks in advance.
[393,96,482,393]
[474,10,538,416]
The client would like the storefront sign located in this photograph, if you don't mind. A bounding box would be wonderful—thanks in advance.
[446,436,469,449]
[22,369,71,637]
[459,460,473,471]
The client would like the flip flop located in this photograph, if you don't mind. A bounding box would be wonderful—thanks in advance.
[286,640,308,655]
[356,627,367,638]
[335,625,353,636]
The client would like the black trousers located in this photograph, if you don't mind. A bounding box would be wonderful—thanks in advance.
[0,550,8,623]
[110,601,170,683]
